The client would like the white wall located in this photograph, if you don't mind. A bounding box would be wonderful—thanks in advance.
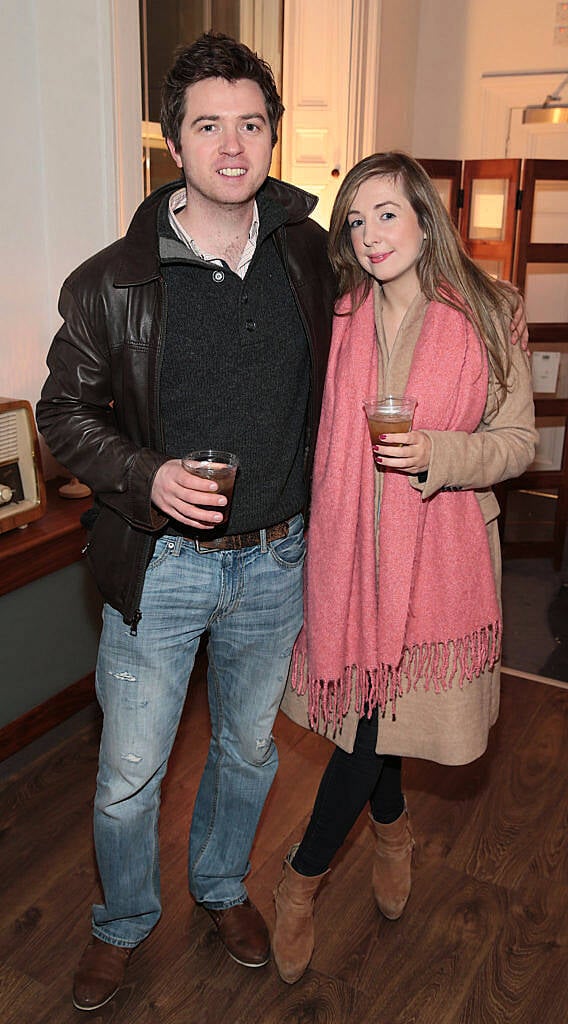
[0,0,142,474]
[1,1,48,410]
[375,0,420,152]
[412,0,566,158]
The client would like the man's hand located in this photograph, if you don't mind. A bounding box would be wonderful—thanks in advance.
[510,294,529,352]
[496,280,529,352]
[151,459,227,529]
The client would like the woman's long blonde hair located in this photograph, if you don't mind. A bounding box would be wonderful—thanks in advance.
[328,151,514,391]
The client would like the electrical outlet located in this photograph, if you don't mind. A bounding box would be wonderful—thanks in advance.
[556,1,568,22]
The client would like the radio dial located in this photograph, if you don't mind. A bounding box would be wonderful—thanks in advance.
[0,484,13,505]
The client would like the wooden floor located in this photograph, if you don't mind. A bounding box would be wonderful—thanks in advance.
[1,657,567,1024]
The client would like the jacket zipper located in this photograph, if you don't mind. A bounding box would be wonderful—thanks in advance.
[128,276,168,636]
[129,610,142,636]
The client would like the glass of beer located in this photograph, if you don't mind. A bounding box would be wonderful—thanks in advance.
[363,395,417,464]
[181,450,239,525]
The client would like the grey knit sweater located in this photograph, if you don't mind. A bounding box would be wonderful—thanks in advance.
[158,192,310,535]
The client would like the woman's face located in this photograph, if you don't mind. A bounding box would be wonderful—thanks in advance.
[347,174,424,291]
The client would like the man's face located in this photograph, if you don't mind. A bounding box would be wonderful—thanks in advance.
[167,77,273,211]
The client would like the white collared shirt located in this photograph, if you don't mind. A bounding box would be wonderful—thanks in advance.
[168,188,260,280]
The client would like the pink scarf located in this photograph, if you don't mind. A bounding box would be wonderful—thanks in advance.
[291,290,501,732]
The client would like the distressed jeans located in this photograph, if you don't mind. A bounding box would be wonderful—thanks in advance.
[91,514,304,948]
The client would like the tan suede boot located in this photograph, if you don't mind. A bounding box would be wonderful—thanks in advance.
[272,846,329,984]
[369,805,415,920]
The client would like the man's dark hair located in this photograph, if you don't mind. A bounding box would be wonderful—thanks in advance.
[160,32,284,150]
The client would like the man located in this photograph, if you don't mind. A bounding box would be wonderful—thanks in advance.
[37,32,336,1011]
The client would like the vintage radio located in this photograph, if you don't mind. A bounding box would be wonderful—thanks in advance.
[0,397,47,534]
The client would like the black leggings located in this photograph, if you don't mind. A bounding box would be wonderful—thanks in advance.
[292,709,404,877]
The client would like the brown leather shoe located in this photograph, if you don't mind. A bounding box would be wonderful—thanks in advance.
[205,898,270,967]
[369,804,415,920]
[72,937,133,1011]
[273,846,329,984]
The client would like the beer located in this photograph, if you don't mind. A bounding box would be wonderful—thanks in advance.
[188,463,236,524]
[366,413,413,447]
[363,396,417,463]
[181,450,239,525]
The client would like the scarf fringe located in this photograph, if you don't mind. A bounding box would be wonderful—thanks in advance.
[291,621,502,735]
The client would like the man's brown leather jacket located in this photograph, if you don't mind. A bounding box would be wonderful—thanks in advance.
[36,177,336,625]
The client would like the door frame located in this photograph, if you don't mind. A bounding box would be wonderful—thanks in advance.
[346,0,382,169]
[479,72,568,158]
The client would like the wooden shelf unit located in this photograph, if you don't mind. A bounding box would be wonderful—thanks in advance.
[0,478,92,598]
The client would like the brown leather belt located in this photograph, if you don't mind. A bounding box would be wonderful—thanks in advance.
[192,519,290,552]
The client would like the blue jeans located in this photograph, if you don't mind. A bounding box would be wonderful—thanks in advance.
[91,515,304,948]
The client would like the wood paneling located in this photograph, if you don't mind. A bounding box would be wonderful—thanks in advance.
[515,158,568,294]
[0,673,95,763]
[460,158,521,280]
[418,158,462,226]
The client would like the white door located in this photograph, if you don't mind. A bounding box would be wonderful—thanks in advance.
[280,0,352,229]
[480,72,568,162]
[508,108,568,160]
[280,0,381,230]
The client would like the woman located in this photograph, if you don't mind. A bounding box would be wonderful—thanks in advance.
[272,152,537,984]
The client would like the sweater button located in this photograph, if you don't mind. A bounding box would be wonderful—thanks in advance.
[212,270,225,283]
[245,319,257,331]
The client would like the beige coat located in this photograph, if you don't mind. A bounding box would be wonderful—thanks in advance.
[281,288,537,766]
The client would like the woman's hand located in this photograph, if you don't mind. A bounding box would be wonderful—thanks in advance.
[372,430,432,475]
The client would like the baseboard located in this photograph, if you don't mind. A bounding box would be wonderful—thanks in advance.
[0,673,95,762]
[2,665,563,765]
[502,665,568,690]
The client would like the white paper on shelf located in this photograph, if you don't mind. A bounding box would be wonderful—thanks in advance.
[532,351,561,394]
